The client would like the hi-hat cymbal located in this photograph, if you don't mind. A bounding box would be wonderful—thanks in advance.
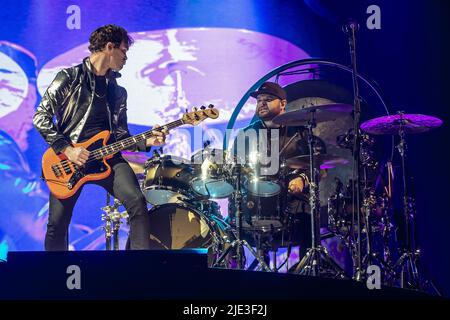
[122,151,149,174]
[360,113,443,135]
[286,154,349,170]
[272,103,353,126]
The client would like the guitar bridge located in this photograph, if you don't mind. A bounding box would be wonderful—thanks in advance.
[68,169,85,190]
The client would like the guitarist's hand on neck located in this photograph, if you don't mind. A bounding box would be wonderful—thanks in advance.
[146,124,167,147]
[63,146,90,167]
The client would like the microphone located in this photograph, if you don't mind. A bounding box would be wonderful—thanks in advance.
[342,18,360,35]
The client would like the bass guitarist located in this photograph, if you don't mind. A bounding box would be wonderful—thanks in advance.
[33,25,167,251]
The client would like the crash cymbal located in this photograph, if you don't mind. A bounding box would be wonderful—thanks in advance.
[360,113,443,135]
[272,103,353,126]
[286,154,349,170]
[122,151,149,174]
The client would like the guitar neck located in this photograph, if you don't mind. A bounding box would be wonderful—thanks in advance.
[92,118,184,159]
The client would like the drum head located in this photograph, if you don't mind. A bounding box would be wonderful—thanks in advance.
[143,186,187,205]
[191,177,234,199]
[248,180,280,197]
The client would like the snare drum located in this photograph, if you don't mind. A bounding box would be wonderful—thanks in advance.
[143,155,195,205]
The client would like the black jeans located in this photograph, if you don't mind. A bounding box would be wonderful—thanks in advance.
[45,156,150,250]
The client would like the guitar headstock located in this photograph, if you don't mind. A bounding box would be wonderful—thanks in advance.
[182,104,219,126]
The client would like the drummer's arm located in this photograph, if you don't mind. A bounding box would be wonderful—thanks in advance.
[288,173,309,195]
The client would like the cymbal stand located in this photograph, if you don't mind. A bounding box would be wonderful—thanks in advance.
[389,114,421,289]
[293,110,346,278]
[212,164,271,271]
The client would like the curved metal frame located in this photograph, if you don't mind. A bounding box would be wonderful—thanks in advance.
[223,58,392,153]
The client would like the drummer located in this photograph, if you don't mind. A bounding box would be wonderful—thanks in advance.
[230,81,326,259]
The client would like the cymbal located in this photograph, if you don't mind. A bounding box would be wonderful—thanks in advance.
[360,114,443,135]
[122,151,149,174]
[285,154,349,170]
[272,103,353,126]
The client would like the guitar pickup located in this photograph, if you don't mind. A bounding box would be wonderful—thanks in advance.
[62,163,72,174]
[51,164,63,177]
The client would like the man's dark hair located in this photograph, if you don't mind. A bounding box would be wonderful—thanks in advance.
[88,24,134,53]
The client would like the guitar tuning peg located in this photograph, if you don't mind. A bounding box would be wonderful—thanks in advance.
[193,107,198,111]
[208,104,214,108]
[200,105,206,110]
[185,108,189,113]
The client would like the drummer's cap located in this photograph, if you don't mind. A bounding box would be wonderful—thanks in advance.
[250,82,287,100]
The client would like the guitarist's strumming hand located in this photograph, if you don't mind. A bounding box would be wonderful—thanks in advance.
[63,146,90,166]
[146,124,167,147]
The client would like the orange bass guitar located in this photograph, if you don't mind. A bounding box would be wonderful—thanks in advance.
[41,106,219,199]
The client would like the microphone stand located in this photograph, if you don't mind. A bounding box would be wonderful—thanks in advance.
[343,19,364,281]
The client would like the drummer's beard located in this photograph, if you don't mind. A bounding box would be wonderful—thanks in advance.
[257,106,276,121]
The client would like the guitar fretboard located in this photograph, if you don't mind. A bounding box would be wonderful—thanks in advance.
[89,119,184,160]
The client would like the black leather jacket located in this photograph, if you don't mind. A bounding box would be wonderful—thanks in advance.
[33,57,147,154]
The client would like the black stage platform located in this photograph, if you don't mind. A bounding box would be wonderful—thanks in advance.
[0,250,435,300]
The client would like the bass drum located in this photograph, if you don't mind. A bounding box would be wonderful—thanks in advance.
[147,203,234,266]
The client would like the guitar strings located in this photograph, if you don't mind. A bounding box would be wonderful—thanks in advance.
[56,119,184,170]
[55,108,216,171]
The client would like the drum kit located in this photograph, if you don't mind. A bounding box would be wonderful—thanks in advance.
[99,106,442,290]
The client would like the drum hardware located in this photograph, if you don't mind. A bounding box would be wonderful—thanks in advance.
[272,103,353,127]
[335,126,390,278]
[378,114,423,288]
[359,187,396,278]
[246,234,275,272]
[190,148,235,199]
[212,163,271,271]
[361,112,443,290]
[273,244,293,272]
[327,176,398,282]
[283,108,346,277]
[273,106,350,277]
[146,202,234,267]
[342,18,366,282]
[228,148,287,233]
[228,152,294,271]
[101,192,128,251]
[286,154,349,170]
[143,155,195,205]
[336,129,377,168]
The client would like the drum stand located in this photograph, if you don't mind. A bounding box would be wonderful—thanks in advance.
[212,164,271,271]
[388,116,421,289]
[292,111,346,278]
[360,185,396,280]
[101,193,128,251]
